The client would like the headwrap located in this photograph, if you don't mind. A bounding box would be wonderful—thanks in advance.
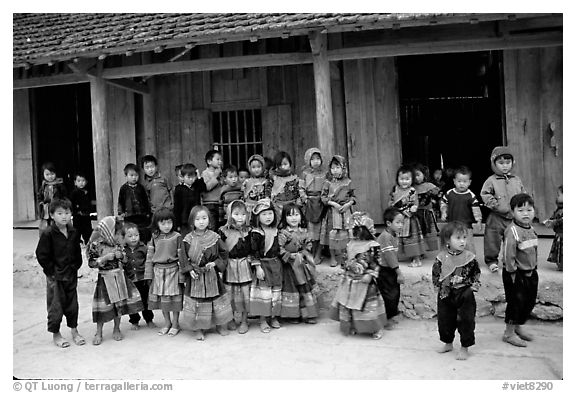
[347,211,375,235]
[301,147,325,174]
[253,197,273,216]
[97,216,117,246]
[252,198,277,254]
[221,200,250,251]
[247,154,266,177]
[489,146,516,176]
[327,155,349,181]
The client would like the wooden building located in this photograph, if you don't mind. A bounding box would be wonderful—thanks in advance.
[13,13,562,224]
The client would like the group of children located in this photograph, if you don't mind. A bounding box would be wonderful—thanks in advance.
[34,145,561,361]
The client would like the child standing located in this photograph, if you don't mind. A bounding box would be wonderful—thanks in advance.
[243,154,271,221]
[278,203,319,323]
[431,168,446,221]
[249,198,283,333]
[118,163,152,244]
[122,222,155,330]
[330,212,388,339]
[433,221,481,360]
[320,155,356,267]
[219,165,244,227]
[144,208,183,337]
[299,148,328,263]
[173,163,206,236]
[219,200,252,334]
[389,166,426,267]
[545,185,563,271]
[201,150,223,230]
[179,206,233,340]
[38,162,67,232]
[440,166,483,254]
[413,163,440,251]
[502,193,539,347]
[481,146,525,273]
[35,198,85,348]
[376,207,406,325]
[87,216,143,345]
[270,151,301,219]
[70,172,93,245]
[141,155,173,213]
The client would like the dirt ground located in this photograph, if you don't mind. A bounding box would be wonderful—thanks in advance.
[12,229,564,380]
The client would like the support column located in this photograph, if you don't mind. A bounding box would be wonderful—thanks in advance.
[142,77,157,158]
[309,31,335,160]
[90,78,114,219]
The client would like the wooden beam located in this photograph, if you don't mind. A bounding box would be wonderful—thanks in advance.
[69,62,149,95]
[13,73,89,89]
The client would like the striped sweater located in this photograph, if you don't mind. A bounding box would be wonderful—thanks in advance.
[503,222,538,272]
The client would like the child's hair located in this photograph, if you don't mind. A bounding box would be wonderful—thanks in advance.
[353,225,375,241]
[181,163,197,177]
[395,165,414,185]
[49,198,72,214]
[238,167,249,174]
[205,150,221,165]
[141,155,158,167]
[223,165,238,177]
[273,151,292,170]
[175,164,183,174]
[123,163,139,176]
[41,162,57,174]
[510,193,534,210]
[188,205,211,228]
[440,221,469,249]
[383,207,402,226]
[278,202,307,229]
[454,166,472,178]
[412,162,429,181]
[264,157,273,171]
[74,172,87,182]
[251,206,278,228]
[150,207,175,234]
[120,221,139,236]
[494,153,513,161]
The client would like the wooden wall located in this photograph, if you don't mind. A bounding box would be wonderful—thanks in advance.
[503,47,563,219]
[13,90,36,222]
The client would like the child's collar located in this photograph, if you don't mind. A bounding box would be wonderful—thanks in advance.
[513,220,532,229]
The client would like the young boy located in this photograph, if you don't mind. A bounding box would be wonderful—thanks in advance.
[502,193,538,347]
[35,198,85,348]
[440,166,482,253]
[118,163,152,244]
[69,173,93,245]
[122,222,155,330]
[219,165,243,227]
[200,150,223,230]
[173,163,206,235]
[238,167,250,187]
[481,147,525,273]
[141,155,173,213]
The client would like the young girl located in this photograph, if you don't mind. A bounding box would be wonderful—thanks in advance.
[243,154,272,221]
[432,221,481,360]
[375,207,406,326]
[278,203,319,323]
[545,185,563,271]
[389,165,426,267]
[270,151,301,219]
[299,148,328,263]
[330,212,388,339]
[179,206,233,340]
[38,162,68,232]
[144,208,183,337]
[87,216,143,345]
[431,168,446,221]
[413,163,440,251]
[320,155,356,267]
[249,198,283,333]
[219,200,252,334]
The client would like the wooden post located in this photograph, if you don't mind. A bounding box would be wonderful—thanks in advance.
[90,78,114,219]
[142,77,157,158]
[309,31,335,160]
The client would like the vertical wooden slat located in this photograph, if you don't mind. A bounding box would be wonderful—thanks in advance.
[235,110,240,168]
[142,78,157,158]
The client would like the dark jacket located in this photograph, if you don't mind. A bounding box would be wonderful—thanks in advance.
[70,187,92,216]
[118,182,151,218]
[173,179,207,228]
[35,222,82,281]
[124,242,148,281]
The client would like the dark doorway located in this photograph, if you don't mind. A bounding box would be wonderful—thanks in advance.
[397,51,504,200]
[31,83,95,211]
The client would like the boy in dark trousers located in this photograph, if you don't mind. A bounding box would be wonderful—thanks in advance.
[502,193,538,347]
[35,198,86,348]
[70,173,93,245]
[173,163,206,236]
[118,163,152,244]
[480,146,525,273]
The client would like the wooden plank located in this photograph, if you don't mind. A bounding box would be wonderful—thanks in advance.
[296,64,317,164]
[191,109,212,167]
[13,73,89,89]
[262,105,292,160]
[13,90,36,222]
[330,61,348,159]
[142,77,157,157]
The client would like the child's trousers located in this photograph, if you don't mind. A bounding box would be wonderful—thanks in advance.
[376,267,401,319]
[437,286,476,347]
[129,280,154,324]
[73,215,93,245]
[483,213,512,267]
[502,269,538,325]
[46,276,79,333]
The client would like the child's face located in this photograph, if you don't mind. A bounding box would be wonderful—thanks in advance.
[310,153,322,169]
[183,173,197,186]
[194,210,210,231]
[414,170,425,185]
[433,170,443,181]
[43,169,56,182]
[280,157,291,171]
[286,209,302,228]
[258,209,275,227]
[158,219,173,234]
[512,203,535,226]
[74,176,87,189]
[231,207,247,226]
[50,207,71,227]
[176,170,184,183]
[143,162,157,177]
[238,170,249,184]
[249,160,263,177]
[397,172,412,189]
[388,213,404,235]
[224,171,238,187]
[124,228,140,247]
[494,157,513,174]
[453,173,471,192]
[208,154,223,169]
[330,163,343,178]
[448,232,467,252]
[126,170,139,184]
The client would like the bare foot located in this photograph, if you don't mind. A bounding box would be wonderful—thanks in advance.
[130,323,140,331]
[437,343,453,353]
[146,321,157,328]
[112,328,123,341]
[53,333,70,348]
[92,334,103,346]
[71,329,85,346]
[456,347,469,360]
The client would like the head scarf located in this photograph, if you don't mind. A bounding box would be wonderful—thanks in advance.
[248,154,266,178]
[347,211,375,235]
[490,146,515,176]
[253,197,273,217]
[301,147,324,174]
[97,216,117,246]
[221,200,250,251]
[327,155,349,181]
[252,198,277,254]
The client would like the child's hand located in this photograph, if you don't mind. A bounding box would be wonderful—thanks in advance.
[360,274,372,284]
[204,262,216,270]
[396,271,405,284]
[409,205,418,213]
[256,266,265,281]
[441,214,447,222]
[190,271,199,280]
[471,282,480,292]
[330,201,342,209]
[338,202,350,213]
[114,250,123,259]
[105,252,116,261]
[544,219,553,228]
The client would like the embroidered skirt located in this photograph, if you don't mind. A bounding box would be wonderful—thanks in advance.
[226,282,251,313]
[148,262,183,312]
[92,269,143,323]
[180,292,233,330]
[225,257,252,283]
[249,257,283,317]
[397,216,426,260]
[416,208,439,251]
[280,261,319,319]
